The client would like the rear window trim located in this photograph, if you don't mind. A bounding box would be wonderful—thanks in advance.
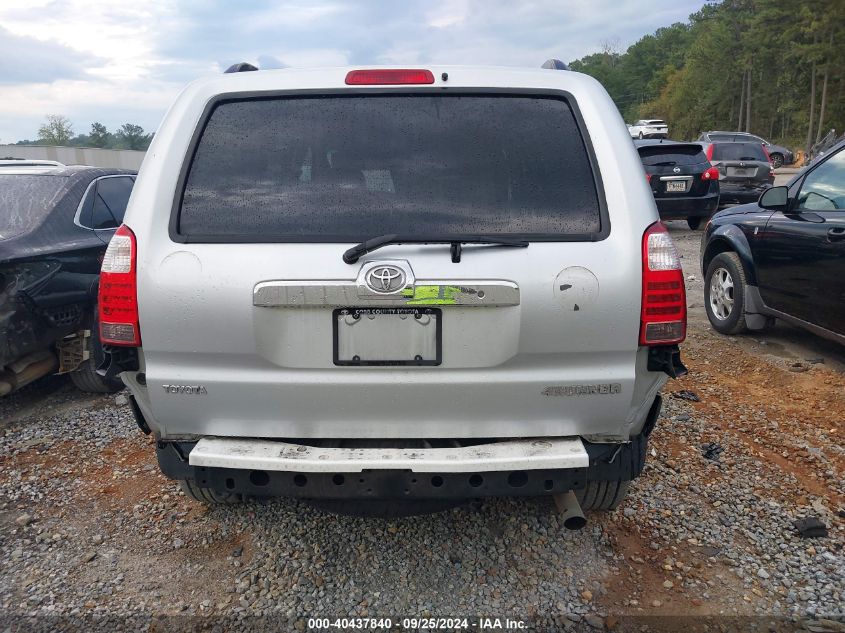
[168,88,610,244]
[73,174,136,231]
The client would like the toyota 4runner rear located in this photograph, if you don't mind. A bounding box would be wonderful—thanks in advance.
[99,64,687,520]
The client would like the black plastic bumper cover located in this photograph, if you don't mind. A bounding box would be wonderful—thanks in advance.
[153,396,663,500]
[654,193,719,219]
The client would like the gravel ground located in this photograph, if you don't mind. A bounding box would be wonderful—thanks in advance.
[1,218,844,632]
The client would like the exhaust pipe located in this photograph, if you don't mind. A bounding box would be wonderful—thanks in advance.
[553,490,587,530]
[0,351,59,396]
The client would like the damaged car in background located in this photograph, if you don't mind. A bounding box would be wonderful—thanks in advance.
[0,164,136,395]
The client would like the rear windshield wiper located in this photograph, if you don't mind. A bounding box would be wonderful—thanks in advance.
[652,161,678,167]
[343,234,529,264]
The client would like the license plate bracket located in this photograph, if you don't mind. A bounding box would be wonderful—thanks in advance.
[333,307,442,366]
[729,167,753,177]
[665,180,687,193]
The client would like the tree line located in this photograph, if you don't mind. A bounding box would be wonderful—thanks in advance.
[15,115,153,151]
[569,0,845,151]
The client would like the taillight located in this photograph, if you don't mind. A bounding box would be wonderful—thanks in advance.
[701,166,719,181]
[98,224,140,346]
[645,173,652,184]
[761,143,771,163]
[345,69,435,85]
[705,144,714,161]
[640,222,686,346]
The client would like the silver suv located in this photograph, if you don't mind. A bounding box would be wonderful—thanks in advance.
[98,64,687,520]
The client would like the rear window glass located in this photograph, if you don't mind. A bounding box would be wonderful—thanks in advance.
[0,175,69,240]
[178,95,602,241]
[638,145,706,167]
[711,143,768,161]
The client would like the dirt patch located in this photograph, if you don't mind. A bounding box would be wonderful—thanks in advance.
[676,332,844,506]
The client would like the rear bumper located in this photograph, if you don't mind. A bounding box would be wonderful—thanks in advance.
[654,193,719,219]
[189,436,589,472]
[153,396,661,499]
[718,183,771,204]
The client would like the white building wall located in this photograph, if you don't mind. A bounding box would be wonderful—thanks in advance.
[0,145,146,170]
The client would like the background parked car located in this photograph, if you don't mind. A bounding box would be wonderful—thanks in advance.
[807,129,844,166]
[635,139,719,229]
[628,119,669,139]
[0,165,136,396]
[701,139,845,342]
[704,142,774,206]
[697,131,794,168]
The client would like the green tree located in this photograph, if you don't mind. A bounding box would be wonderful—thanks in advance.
[89,122,111,148]
[569,0,845,153]
[115,123,152,150]
[37,114,74,145]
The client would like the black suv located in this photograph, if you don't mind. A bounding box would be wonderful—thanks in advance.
[704,142,775,206]
[0,165,136,395]
[636,140,719,230]
[701,140,845,343]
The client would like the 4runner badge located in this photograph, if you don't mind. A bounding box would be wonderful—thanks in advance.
[162,384,208,395]
[541,383,621,397]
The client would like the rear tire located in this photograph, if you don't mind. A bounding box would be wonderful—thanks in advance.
[305,498,467,518]
[769,153,784,169]
[70,358,123,393]
[576,480,630,511]
[179,479,244,504]
[705,252,749,335]
[686,217,703,230]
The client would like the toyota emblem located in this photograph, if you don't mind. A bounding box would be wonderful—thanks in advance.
[366,265,405,293]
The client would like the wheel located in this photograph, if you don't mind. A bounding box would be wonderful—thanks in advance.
[305,498,468,518]
[70,357,123,393]
[686,217,703,230]
[179,479,244,504]
[769,153,784,169]
[638,131,644,139]
[704,252,748,334]
[576,481,630,511]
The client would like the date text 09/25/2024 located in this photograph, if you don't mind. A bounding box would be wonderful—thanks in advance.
[306,617,527,630]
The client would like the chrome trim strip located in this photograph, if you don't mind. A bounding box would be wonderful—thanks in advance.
[189,437,588,473]
[253,279,520,307]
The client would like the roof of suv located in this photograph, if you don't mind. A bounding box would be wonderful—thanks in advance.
[701,131,763,139]
[177,65,611,101]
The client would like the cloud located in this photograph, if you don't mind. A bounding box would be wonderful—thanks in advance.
[0,0,708,142]
[257,55,289,70]
[0,26,102,84]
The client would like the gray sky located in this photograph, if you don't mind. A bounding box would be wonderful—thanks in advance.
[0,0,707,143]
